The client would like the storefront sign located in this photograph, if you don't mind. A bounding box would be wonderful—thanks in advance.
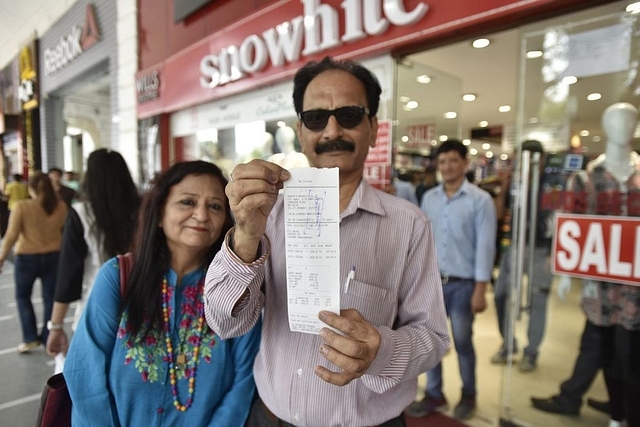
[199,0,428,89]
[136,70,160,103]
[405,124,435,149]
[18,42,39,111]
[44,4,100,76]
[552,213,640,286]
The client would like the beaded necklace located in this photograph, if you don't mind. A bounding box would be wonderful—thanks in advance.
[161,276,206,412]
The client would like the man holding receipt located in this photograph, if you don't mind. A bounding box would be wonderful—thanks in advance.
[204,56,450,427]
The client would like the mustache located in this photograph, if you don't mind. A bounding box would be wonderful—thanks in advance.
[315,139,356,154]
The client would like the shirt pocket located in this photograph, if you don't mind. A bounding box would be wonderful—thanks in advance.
[342,279,395,327]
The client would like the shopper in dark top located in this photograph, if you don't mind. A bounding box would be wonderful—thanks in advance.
[46,149,140,361]
[48,167,77,206]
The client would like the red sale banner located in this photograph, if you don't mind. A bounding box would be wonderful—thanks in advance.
[552,213,640,286]
[364,120,391,189]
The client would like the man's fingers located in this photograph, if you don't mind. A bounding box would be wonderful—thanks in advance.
[314,365,357,387]
[319,341,368,375]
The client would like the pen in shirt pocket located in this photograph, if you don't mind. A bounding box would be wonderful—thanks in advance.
[343,265,356,294]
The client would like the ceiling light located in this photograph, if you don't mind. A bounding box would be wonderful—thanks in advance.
[472,38,490,49]
[479,120,489,127]
[406,100,419,109]
[462,93,477,102]
[470,148,478,155]
[439,135,448,142]
[416,74,432,84]
[402,105,413,111]
[626,2,640,14]
[444,112,457,119]
[587,93,602,101]
[401,135,409,142]
[486,151,494,158]
[498,105,511,113]
[500,153,509,160]
[529,117,539,124]
[482,143,491,150]
[593,136,601,142]
[462,139,471,146]
[580,130,590,137]
[399,96,411,103]
[526,50,543,59]
[431,140,438,146]
[562,76,578,85]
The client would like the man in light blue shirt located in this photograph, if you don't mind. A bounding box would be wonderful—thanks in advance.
[408,139,497,420]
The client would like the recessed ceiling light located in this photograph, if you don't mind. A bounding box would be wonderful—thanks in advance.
[439,135,448,142]
[462,93,477,102]
[562,76,578,85]
[472,38,490,49]
[526,50,543,59]
[593,136,601,142]
[431,140,438,146]
[587,93,602,101]
[399,96,411,103]
[580,130,590,137]
[444,112,457,119]
[470,148,478,155]
[498,105,511,113]
[462,139,471,146]
[406,100,419,109]
[401,135,409,142]
[416,74,432,84]
[500,153,509,160]
[402,105,413,111]
[627,2,640,14]
[486,151,494,158]
[479,120,489,127]
[482,143,491,150]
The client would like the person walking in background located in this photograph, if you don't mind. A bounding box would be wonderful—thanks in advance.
[48,167,76,206]
[2,173,30,237]
[205,56,449,427]
[64,161,261,426]
[408,139,497,420]
[0,173,68,353]
[46,149,140,366]
[4,173,29,211]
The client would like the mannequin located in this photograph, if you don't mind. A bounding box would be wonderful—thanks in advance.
[559,102,640,427]
[261,132,275,159]
[586,102,640,183]
[268,126,309,169]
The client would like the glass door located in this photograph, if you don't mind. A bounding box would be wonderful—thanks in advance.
[501,2,640,426]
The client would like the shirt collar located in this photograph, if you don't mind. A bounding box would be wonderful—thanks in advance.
[340,179,386,219]
[435,178,471,199]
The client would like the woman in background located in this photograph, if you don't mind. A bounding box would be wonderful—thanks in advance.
[64,161,261,426]
[0,173,67,353]
[46,149,140,362]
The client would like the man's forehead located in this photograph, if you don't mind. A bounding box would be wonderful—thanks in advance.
[303,70,367,107]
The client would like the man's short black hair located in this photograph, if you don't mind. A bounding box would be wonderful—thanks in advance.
[292,56,381,116]
[436,139,467,159]
[48,167,63,175]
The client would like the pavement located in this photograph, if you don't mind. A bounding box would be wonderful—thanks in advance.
[0,258,73,426]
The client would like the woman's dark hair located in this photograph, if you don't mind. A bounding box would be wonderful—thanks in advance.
[82,149,140,258]
[28,173,58,215]
[124,160,233,338]
[292,56,381,117]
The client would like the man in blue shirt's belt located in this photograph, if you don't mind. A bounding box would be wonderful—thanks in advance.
[408,139,497,421]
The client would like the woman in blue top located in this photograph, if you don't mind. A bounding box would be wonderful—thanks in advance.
[64,161,261,426]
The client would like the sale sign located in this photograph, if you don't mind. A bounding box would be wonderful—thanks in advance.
[552,213,640,286]
[364,120,391,189]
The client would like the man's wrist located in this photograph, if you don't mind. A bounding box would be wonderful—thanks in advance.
[47,321,64,331]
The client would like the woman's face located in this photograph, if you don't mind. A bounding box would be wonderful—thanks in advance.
[160,174,228,258]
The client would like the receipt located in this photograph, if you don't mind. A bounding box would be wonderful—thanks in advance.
[284,167,340,334]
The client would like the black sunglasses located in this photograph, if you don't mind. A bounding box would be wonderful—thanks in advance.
[298,106,370,132]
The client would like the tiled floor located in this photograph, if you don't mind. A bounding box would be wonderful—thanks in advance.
[412,276,611,427]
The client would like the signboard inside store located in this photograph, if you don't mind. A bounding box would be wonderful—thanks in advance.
[552,213,640,286]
